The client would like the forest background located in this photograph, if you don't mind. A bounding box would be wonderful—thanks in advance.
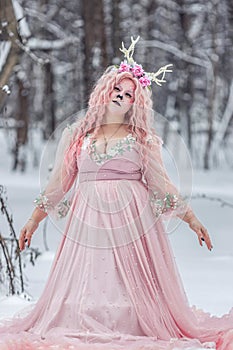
[1,0,233,171]
[0,0,233,317]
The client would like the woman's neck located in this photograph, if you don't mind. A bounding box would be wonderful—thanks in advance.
[102,111,125,126]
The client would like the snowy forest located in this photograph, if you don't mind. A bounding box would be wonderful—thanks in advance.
[1,0,233,171]
[0,0,233,317]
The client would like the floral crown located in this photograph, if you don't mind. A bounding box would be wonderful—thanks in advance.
[115,36,173,88]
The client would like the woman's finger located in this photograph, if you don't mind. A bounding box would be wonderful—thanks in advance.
[200,227,213,250]
[190,220,213,251]
[19,219,38,251]
[20,228,32,250]
[25,233,33,248]
[197,228,208,248]
[19,228,27,251]
[198,231,203,246]
[202,229,212,249]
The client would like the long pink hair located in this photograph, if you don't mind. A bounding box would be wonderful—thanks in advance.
[65,66,159,176]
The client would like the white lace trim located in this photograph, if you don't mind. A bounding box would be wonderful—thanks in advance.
[83,133,136,165]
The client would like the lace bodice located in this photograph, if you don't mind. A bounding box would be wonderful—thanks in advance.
[34,126,195,222]
[81,132,137,166]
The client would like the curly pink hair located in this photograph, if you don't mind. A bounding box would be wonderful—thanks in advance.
[66,66,159,176]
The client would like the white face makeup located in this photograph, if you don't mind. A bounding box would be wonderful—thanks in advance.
[107,78,136,116]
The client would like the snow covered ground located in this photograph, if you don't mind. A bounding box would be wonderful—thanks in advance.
[0,132,233,323]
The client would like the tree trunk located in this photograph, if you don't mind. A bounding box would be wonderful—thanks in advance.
[176,0,192,147]
[111,0,121,62]
[43,61,55,140]
[0,0,22,106]
[203,2,218,170]
[12,74,29,172]
[81,0,108,102]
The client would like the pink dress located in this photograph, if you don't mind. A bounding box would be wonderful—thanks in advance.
[0,128,233,350]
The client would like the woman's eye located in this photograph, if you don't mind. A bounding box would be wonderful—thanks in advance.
[126,93,132,98]
[114,87,120,91]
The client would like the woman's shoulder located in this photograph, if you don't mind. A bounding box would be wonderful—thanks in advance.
[131,127,163,146]
[145,133,163,143]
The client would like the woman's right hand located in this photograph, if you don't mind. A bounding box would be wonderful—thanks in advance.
[188,217,213,251]
[19,218,39,251]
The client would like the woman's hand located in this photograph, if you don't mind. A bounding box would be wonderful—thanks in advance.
[19,218,39,251]
[188,218,213,251]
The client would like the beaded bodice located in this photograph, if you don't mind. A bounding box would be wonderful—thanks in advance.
[82,132,137,166]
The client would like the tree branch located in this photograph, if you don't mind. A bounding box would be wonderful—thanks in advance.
[23,7,70,39]
[143,39,212,70]
[26,36,79,50]
[191,193,233,210]
[209,80,233,158]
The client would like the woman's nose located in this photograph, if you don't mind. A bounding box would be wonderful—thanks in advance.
[117,94,123,100]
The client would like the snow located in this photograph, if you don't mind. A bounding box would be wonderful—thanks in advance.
[12,0,31,39]
[27,37,79,50]
[187,14,205,41]
[0,41,11,74]
[142,39,214,83]
[1,85,11,95]
[209,80,233,161]
[0,130,233,323]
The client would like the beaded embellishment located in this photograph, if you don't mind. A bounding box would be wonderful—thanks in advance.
[149,190,187,218]
[34,192,71,218]
[56,199,71,218]
[85,132,136,165]
[34,192,52,213]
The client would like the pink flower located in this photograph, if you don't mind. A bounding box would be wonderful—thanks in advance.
[139,75,151,87]
[131,64,144,77]
[118,61,131,73]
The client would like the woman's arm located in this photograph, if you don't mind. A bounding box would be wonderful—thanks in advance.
[144,133,213,251]
[19,125,79,251]
[19,207,47,251]
[177,210,213,250]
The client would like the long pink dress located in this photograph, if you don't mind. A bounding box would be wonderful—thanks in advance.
[0,128,233,350]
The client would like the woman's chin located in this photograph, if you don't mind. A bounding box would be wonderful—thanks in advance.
[106,104,124,116]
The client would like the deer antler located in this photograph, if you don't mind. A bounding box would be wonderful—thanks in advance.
[146,64,173,86]
[119,36,140,65]
[117,37,173,88]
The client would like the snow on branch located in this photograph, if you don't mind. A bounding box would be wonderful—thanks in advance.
[13,35,79,66]
[14,39,49,65]
[2,1,79,67]
[157,0,181,11]
[12,0,31,39]
[0,185,41,296]
[0,42,11,73]
[209,80,233,157]
[187,13,205,41]
[27,37,79,50]
[23,7,70,39]
[142,39,215,91]
[143,39,211,69]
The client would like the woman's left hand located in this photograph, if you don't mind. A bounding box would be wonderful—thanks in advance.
[188,218,213,251]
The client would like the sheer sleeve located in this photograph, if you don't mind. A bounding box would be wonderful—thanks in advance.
[34,126,79,219]
[143,133,196,223]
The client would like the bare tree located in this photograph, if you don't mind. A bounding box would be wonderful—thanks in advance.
[0,0,233,170]
[81,0,108,101]
[0,0,23,105]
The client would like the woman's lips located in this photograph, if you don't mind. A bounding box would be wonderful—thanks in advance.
[112,100,121,106]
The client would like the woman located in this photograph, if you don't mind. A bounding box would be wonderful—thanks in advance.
[0,38,233,350]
